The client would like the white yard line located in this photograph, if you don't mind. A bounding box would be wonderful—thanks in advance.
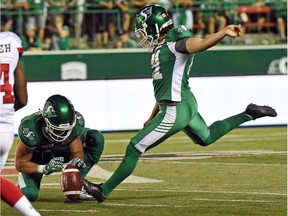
[105,132,286,144]
[163,161,287,166]
[36,196,280,213]
[87,165,163,183]
[103,199,280,207]
[38,209,99,212]
[39,183,286,197]
[101,150,287,162]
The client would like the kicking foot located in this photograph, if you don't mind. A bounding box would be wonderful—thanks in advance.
[245,103,277,120]
[82,179,107,203]
[78,188,96,201]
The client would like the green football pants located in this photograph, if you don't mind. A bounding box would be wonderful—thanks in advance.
[102,95,251,196]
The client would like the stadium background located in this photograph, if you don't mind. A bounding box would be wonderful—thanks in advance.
[14,44,287,133]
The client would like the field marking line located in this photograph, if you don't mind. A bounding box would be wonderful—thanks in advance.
[106,132,287,143]
[35,197,284,213]
[106,136,285,144]
[126,189,287,196]
[87,165,163,183]
[3,150,285,178]
[38,209,99,213]
[115,188,287,197]
[100,150,287,162]
[38,183,287,197]
[103,198,281,208]
[0,165,163,183]
[162,161,287,166]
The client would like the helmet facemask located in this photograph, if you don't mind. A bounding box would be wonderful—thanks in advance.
[135,21,160,50]
[42,95,76,142]
[44,117,76,142]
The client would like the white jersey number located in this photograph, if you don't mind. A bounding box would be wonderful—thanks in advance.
[151,49,163,80]
[0,63,14,104]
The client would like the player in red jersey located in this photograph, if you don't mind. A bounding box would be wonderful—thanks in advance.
[0,31,41,216]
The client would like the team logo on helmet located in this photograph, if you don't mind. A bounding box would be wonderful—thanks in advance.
[43,102,57,118]
[135,5,173,50]
[140,6,152,20]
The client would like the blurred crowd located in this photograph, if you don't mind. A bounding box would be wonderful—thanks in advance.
[0,0,287,51]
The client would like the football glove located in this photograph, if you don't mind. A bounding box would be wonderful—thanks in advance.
[69,157,86,169]
[43,157,64,175]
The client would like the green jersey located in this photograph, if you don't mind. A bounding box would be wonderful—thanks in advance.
[18,110,86,153]
[152,25,194,102]
[18,108,105,200]
[28,0,46,14]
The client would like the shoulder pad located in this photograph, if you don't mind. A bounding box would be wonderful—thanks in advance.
[18,112,43,149]
[166,25,194,42]
[75,111,85,127]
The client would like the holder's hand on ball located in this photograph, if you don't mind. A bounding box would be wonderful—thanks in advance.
[43,157,64,175]
[69,157,86,169]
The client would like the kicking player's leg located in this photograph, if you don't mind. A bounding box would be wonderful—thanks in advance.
[18,172,42,202]
[101,143,141,197]
[183,103,277,146]
[82,98,198,202]
[102,104,192,197]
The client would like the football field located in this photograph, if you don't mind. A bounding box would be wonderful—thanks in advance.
[1,126,287,216]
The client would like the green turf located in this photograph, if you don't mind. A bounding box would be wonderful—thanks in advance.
[1,127,287,216]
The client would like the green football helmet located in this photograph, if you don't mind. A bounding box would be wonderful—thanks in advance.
[42,94,76,142]
[135,4,173,50]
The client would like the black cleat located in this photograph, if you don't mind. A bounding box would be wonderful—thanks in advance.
[245,103,277,120]
[82,179,107,203]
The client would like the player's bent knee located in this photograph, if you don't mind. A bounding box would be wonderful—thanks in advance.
[21,187,39,202]
[86,130,105,148]
[197,139,214,147]
[84,130,105,164]
[197,142,210,147]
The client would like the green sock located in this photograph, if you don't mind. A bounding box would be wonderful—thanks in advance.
[102,143,141,196]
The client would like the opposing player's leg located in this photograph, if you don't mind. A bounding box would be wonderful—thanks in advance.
[0,132,14,169]
[183,104,277,146]
[18,172,42,202]
[1,177,41,215]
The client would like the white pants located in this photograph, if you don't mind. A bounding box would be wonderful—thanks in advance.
[0,131,14,169]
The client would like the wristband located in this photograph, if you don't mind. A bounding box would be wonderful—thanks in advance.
[37,165,45,173]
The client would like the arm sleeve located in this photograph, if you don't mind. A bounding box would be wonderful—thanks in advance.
[175,38,190,54]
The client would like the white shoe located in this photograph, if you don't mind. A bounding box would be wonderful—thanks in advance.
[78,189,95,201]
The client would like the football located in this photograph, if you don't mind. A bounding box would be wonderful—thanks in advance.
[61,164,82,201]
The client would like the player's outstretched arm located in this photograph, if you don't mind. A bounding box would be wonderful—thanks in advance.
[185,24,242,54]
